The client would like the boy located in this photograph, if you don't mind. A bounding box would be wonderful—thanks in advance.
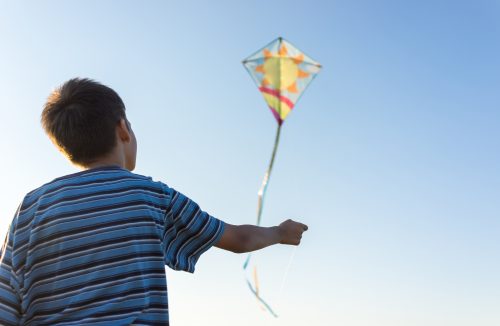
[0,78,308,325]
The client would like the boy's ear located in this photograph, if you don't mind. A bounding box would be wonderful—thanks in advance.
[117,118,131,142]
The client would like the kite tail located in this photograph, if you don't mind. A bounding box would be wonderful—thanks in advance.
[246,279,279,318]
[243,124,282,317]
[256,124,281,226]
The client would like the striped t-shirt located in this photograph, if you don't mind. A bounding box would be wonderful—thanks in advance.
[0,166,225,325]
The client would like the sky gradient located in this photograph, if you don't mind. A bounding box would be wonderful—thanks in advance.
[1,1,499,325]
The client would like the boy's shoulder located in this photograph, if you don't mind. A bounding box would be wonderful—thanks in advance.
[22,166,171,210]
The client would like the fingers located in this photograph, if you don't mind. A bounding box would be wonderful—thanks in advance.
[283,219,309,245]
[291,220,308,232]
[284,219,308,230]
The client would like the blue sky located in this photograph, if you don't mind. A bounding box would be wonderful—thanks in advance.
[1,1,499,325]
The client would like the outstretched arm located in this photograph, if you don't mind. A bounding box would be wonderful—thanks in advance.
[215,219,308,253]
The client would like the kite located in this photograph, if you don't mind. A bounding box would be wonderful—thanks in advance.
[242,37,321,317]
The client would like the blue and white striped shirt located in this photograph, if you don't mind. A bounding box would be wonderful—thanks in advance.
[0,166,225,325]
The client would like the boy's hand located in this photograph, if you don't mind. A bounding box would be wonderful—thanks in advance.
[278,219,309,245]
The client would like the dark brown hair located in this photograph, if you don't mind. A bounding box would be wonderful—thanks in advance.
[41,78,126,166]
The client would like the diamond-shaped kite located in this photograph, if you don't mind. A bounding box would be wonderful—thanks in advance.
[243,37,321,125]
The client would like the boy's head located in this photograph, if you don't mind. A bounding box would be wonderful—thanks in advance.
[41,78,137,170]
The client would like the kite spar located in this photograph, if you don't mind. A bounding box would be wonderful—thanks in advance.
[242,37,321,317]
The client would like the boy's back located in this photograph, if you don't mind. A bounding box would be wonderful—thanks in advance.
[0,166,224,325]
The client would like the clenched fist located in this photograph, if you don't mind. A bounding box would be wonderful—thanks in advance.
[278,219,308,245]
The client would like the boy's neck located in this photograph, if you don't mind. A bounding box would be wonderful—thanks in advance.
[84,154,126,171]
[85,161,124,170]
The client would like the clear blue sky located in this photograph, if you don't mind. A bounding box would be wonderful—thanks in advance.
[1,1,499,325]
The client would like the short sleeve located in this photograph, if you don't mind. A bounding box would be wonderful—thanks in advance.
[0,222,22,326]
[162,187,225,273]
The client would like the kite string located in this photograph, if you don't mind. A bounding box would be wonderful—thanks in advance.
[278,246,297,297]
